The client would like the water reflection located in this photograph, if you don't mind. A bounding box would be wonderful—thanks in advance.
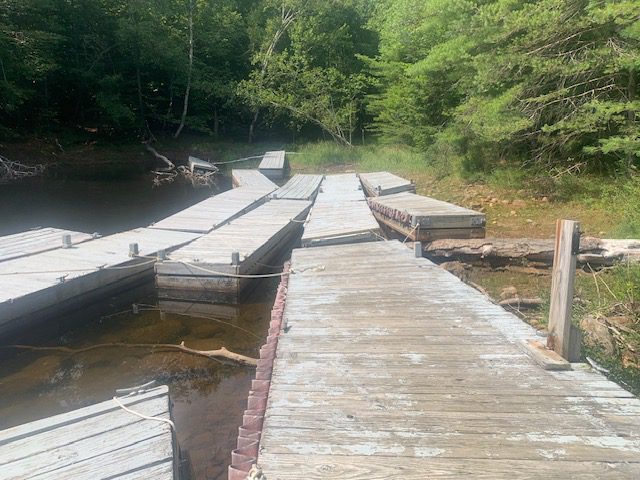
[0,277,278,480]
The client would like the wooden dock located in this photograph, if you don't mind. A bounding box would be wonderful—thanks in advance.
[368,192,486,241]
[231,169,279,191]
[0,385,178,479]
[234,240,640,479]
[259,150,288,180]
[301,174,381,247]
[150,187,272,234]
[0,227,199,340]
[359,171,416,196]
[272,174,324,201]
[156,199,311,302]
[0,227,95,262]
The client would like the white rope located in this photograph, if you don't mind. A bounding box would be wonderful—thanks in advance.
[402,224,420,244]
[112,396,176,431]
[211,155,264,165]
[180,261,289,278]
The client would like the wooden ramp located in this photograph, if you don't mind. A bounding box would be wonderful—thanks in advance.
[272,174,324,201]
[231,169,279,191]
[301,174,380,247]
[359,171,416,196]
[0,228,199,340]
[0,385,177,480]
[369,192,486,241]
[156,199,311,302]
[246,241,640,479]
[0,227,95,262]
[259,151,288,180]
[150,187,272,234]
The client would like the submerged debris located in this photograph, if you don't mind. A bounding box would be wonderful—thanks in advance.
[0,155,46,183]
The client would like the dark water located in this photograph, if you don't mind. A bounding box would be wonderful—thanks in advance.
[0,176,274,479]
[0,175,227,236]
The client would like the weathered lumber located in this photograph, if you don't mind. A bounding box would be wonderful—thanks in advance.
[424,237,640,267]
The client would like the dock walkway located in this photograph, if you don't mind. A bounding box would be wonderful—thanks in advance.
[150,186,272,234]
[231,169,279,191]
[0,227,198,339]
[240,240,640,479]
[272,174,324,201]
[0,385,177,480]
[0,227,95,262]
[259,151,288,180]
[359,171,416,196]
[301,174,381,247]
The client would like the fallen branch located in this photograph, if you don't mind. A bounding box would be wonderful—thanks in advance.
[498,297,543,309]
[425,237,640,267]
[2,341,257,367]
[0,154,46,183]
[143,142,175,171]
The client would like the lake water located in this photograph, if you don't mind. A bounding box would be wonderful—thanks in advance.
[0,175,276,479]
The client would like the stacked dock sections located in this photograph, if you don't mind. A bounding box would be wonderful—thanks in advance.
[271,174,324,201]
[258,150,288,180]
[150,186,273,234]
[368,192,486,241]
[0,385,178,479]
[156,199,311,302]
[231,169,279,191]
[359,171,416,196]
[301,173,381,247]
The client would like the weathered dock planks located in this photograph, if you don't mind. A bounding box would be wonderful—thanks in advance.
[368,191,486,241]
[150,186,272,234]
[248,241,640,479]
[156,199,311,302]
[272,174,324,201]
[258,150,288,180]
[0,227,199,339]
[359,171,416,196]
[0,227,95,262]
[231,169,279,191]
[301,173,381,247]
[0,385,178,480]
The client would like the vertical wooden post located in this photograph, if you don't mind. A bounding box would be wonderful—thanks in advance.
[157,249,166,261]
[414,242,422,258]
[547,219,580,361]
[231,251,240,266]
[61,234,72,249]
[129,243,139,257]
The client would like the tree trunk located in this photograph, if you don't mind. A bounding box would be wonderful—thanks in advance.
[174,0,194,139]
[423,237,640,267]
[213,107,219,139]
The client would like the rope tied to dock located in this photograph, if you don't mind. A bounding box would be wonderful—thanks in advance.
[112,395,177,432]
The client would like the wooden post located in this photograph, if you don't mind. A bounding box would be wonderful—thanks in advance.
[231,251,240,266]
[129,243,139,257]
[414,242,423,258]
[547,219,581,361]
[157,249,166,261]
[61,234,72,249]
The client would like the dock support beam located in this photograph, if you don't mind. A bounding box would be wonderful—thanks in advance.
[547,219,581,361]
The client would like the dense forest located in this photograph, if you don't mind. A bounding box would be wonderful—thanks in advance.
[1,0,638,172]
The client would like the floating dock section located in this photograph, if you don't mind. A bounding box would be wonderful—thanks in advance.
[359,171,416,196]
[150,187,272,234]
[271,174,324,201]
[0,228,199,340]
[231,169,279,191]
[231,241,640,479]
[369,192,486,241]
[156,199,311,302]
[301,174,381,247]
[0,227,95,262]
[258,151,288,180]
[0,385,178,479]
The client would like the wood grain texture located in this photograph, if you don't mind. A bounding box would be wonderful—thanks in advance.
[257,241,640,479]
[231,169,279,191]
[272,174,324,201]
[0,386,175,480]
[150,186,272,233]
[259,150,288,179]
[359,171,416,197]
[0,228,95,262]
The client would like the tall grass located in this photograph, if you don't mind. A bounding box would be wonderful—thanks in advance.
[289,142,440,176]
